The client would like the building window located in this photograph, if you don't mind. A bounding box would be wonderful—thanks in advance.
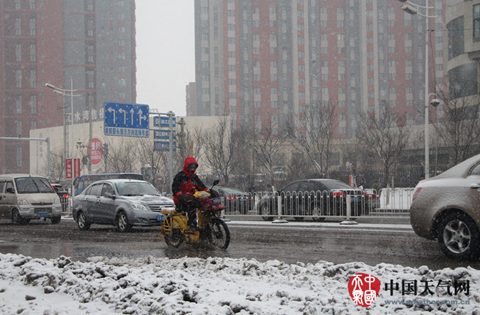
[29,0,35,9]
[474,5,480,41]
[447,16,464,59]
[86,70,95,89]
[86,0,94,11]
[448,63,478,97]
[87,44,95,63]
[30,95,37,114]
[15,70,22,88]
[16,147,23,167]
[15,44,22,62]
[16,96,22,114]
[16,121,22,137]
[15,0,21,10]
[87,19,94,37]
[29,18,36,36]
[30,70,36,88]
[30,44,36,62]
[15,18,21,35]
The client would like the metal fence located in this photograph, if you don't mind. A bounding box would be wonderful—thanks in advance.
[221,188,414,220]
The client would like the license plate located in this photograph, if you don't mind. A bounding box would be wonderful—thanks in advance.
[36,212,49,218]
[156,214,164,222]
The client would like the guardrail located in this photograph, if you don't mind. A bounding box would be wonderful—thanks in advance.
[221,188,413,220]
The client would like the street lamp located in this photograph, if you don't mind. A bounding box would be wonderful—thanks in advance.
[44,80,88,180]
[400,0,436,179]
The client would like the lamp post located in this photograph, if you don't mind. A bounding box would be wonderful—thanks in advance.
[400,0,436,179]
[44,80,84,184]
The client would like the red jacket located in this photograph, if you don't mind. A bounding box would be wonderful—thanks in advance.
[171,156,207,205]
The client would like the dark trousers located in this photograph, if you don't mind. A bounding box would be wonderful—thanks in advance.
[178,195,201,228]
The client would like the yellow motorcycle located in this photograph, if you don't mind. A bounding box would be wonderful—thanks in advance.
[160,181,230,249]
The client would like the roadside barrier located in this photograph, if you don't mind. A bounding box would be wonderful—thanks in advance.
[221,188,412,220]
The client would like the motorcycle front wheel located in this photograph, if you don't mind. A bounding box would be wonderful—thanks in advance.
[207,218,230,250]
[164,228,184,248]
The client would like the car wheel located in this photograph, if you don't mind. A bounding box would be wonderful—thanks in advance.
[76,211,91,231]
[116,211,132,232]
[437,212,480,259]
[51,217,61,224]
[12,209,26,224]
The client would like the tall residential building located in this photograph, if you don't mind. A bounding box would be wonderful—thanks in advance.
[186,82,198,116]
[194,0,446,137]
[0,0,136,174]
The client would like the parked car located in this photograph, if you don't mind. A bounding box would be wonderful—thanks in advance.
[215,186,253,214]
[410,153,480,259]
[0,174,62,224]
[72,179,175,232]
[51,183,70,212]
[257,179,366,221]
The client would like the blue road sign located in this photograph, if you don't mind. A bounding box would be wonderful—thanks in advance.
[154,141,177,152]
[154,129,176,140]
[154,115,176,128]
[104,102,149,137]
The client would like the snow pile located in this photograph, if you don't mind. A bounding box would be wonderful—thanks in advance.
[0,253,478,314]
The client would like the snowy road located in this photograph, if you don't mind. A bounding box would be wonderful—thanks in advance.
[0,220,478,270]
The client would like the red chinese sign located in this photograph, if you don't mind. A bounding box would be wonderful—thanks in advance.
[348,272,381,308]
[88,138,103,165]
[66,158,81,179]
[65,159,72,179]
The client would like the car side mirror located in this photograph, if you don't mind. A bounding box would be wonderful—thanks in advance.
[6,188,15,194]
[105,192,116,199]
[213,179,220,186]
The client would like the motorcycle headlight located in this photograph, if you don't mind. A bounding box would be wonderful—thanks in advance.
[131,203,150,212]
[19,199,30,206]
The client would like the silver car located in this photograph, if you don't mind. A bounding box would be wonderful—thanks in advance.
[410,153,480,259]
[72,179,175,232]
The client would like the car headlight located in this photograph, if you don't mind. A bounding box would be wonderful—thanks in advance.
[131,203,150,212]
[19,199,30,206]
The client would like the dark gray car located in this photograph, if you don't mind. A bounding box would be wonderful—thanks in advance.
[72,179,175,232]
[410,153,480,259]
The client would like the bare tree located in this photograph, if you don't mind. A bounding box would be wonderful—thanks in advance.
[436,85,480,166]
[290,101,338,177]
[136,138,168,187]
[356,106,410,187]
[253,121,285,187]
[177,127,205,166]
[49,150,65,180]
[202,117,236,184]
[105,139,138,173]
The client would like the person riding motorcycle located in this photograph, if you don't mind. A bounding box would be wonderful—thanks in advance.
[172,156,208,231]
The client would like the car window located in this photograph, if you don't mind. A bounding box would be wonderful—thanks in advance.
[5,181,15,194]
[14,177,55,194]
[0,181,4,193]
[470,164,480,176]
[115,181,159,196]
[313,182,328,191]
[89,184,103,197]
[321,179,351,190]
[282,182,299,192]
[101,184,115,197]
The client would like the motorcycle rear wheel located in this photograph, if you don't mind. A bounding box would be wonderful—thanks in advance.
[164,228,184,248]
[207,218,230,250]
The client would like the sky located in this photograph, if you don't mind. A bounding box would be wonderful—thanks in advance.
[135,1,195,116]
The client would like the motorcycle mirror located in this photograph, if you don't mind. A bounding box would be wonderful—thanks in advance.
[212,179,220,187]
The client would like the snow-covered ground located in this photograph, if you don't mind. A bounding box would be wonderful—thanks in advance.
[0,253,477,314]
